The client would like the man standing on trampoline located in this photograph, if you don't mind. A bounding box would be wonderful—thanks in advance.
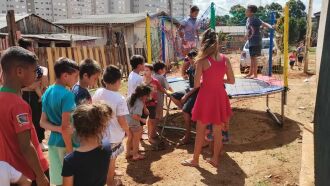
[245,5,274,78]
[179,6,200,56]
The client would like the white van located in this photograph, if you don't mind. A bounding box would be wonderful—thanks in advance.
[240,38,279,73]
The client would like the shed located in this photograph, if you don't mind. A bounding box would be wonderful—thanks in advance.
[55,12,181,48]
[0,13,65,34]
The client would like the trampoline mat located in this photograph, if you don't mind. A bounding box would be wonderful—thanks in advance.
[167,77,284,98]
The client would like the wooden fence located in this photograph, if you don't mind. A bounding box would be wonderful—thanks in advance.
[33,46,146,84]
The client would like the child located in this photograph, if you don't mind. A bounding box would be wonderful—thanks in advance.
[126,85,151,160]
[245,5,274,78]
[0,161,31,186]
[71,58,101,105]
[289,51,297,70]
[297,42,305,70]
[62,103,112,186]
[19,38,49,151]
[153,62,173,120]
[0,47,49,185]
[40,57,79,186]
[92,65,130,186]
[128,55,145,97]
[143,64,170,143]
[182,28,235,167]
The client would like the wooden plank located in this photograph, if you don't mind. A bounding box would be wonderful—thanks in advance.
[46,47,55,84]
[100,46,107,69]
[61,47,66,58]
[88,47,94,60]
[54,48,59,62]
[67,47,73,59]
[6,10,17,47]
[315,2,330,184]
[82,46,88,59]
[73,47,78,62]
[94,47,100,65]
[77,47,82,63]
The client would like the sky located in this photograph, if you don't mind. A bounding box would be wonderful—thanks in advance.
[193,0,322,16]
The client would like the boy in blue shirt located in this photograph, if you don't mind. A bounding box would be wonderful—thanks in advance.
[40,57,79,186]
[71,58,101,105]
[245,5,274,78]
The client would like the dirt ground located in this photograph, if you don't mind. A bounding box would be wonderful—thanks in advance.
[44,54,317,186]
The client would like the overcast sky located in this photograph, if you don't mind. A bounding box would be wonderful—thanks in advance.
[193,0,322,16]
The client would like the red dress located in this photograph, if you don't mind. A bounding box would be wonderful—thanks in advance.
[192,54,232,125]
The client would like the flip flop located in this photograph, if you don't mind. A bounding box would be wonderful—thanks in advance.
[181,159,199,167]
[132,154,145,161]
[205,158,218,168]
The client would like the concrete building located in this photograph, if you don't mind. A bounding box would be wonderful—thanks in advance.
[0,0,27,14]
[172,0,193,19]
[108,0,130,13]
[131,0,168,14]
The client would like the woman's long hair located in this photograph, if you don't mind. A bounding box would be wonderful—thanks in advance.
[129,85,151,107]
[195,28,219,62]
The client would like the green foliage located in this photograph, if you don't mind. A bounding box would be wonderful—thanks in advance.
[228,5,246,26]
[265,2,283,19]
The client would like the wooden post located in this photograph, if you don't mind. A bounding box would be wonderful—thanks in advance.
[304,0,314,73]
[314,1,330,184]
[6,10,17,47]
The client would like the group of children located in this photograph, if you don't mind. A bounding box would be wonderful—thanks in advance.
[0,40,175,185]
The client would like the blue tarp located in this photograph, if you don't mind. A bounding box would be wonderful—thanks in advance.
[167,77,284,98]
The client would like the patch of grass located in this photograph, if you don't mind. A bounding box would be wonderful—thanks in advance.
[255,180,269,186]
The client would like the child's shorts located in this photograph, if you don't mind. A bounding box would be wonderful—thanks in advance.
[128,121,141,132]
[147,106,157,119]
[48,146,66,185]
[290,60,295,66]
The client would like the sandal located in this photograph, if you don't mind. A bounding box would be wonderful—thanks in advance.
[181,159,199,167]
[132,154,145,161]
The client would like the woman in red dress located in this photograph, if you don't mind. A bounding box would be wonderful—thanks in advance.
[182,28,235,167]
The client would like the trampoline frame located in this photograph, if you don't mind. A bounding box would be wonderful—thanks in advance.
[159,85,287,136]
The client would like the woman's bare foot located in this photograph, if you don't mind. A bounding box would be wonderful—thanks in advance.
[206,158,218,168]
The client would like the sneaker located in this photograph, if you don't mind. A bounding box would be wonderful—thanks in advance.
[222,131,229,144]
[40,143,48,152]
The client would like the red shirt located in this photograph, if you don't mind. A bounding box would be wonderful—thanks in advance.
[145,78,162,107]
[289,54,296,61]
[0,89,48,180]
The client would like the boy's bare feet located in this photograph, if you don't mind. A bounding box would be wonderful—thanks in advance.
[206,158,218,168]
[132,154,145,161]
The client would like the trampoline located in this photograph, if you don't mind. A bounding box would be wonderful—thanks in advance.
[160,77,286,135]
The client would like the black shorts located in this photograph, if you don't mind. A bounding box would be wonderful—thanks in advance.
[298,56,304,62]
[147,106,157,119]
[182,90,199,114]
[171,91,185,100]
[290,61,295,66]
[249,45,262,57]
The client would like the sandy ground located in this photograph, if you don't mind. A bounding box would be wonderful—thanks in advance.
[43,54,316,186]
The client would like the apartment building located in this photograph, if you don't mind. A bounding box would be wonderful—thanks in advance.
[131,0,168,14]
[108,0,130,14]
[172,0,193,18]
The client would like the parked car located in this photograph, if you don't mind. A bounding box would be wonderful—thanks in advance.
[240,38,279,74]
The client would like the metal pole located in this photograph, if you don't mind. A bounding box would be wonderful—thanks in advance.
[210,2,216,30]
[161,17,166,63]
[146,13,152,64]
[283,5,289,89]
[268,12,275,76]
[304,0,314,73]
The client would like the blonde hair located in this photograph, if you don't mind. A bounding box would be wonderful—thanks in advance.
[195,28,219,62]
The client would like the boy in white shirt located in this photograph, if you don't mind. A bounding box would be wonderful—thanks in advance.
[92,65,130,186]
[127,55,145,97]
[0,161,31,186]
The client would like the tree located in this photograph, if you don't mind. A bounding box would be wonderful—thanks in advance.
[229,5,246,26]
[216,15,230,26]
[275,0,307,47]
[256,6,268,23]
[265,2,283,19]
